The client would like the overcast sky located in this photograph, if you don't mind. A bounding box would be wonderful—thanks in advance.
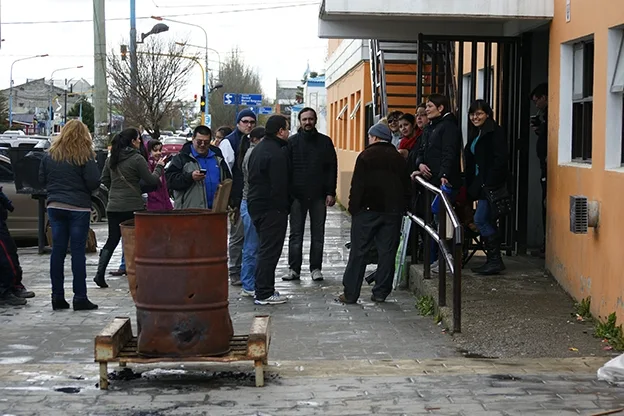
[0,0,327,100]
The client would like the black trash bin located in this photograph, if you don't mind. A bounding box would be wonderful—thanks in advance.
[8,148,48,254]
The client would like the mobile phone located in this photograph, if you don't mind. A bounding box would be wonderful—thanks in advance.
[199,169,207,174]
[530,115,541,127]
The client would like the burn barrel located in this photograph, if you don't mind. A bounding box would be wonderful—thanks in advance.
[119,219,137,302]
[134,209,233,357]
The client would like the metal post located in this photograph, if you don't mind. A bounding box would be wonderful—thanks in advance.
[453,233,463,333]
[64,79,68,125]
[423,190,431,279]
[93,0,109,149]
[79,101,83,121]
[438,206,447,307]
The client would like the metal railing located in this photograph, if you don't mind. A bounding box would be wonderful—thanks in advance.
[407,176,463,332]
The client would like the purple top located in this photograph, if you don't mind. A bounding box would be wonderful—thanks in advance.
[146,158,173,211]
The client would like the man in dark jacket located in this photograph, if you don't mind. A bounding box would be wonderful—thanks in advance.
[339,123,410,304]
[247,115,291,305]
[530,83,548,258]
[166,125,231,210]
[219,109,257,286]
[286,107,337,282]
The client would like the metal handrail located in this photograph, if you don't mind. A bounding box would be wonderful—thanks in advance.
[408,175,463,332]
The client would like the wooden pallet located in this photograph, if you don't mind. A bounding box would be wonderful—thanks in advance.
[94,315,271,389]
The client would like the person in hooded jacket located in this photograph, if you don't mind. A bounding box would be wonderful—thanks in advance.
[166,125,231,210]
[93,128,165,289]
[286,107,337,282]
[464,99,508,275]
[219,109,257,287]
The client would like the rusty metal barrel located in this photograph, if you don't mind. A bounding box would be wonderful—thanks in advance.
[119,219,137,302]
[134,209,233,357]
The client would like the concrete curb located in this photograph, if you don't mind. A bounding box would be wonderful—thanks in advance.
[409,264,455,331]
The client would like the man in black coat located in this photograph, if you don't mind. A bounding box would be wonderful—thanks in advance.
[286,108,337,282]
[530,83,548,258]
[339,123,411,304]
[247,115,291,305]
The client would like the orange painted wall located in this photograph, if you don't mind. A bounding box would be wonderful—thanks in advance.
[547,0,624,321]
[328,39,344,58]
[327,61,371,205]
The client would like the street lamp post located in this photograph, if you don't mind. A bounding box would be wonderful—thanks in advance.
[9,54,48,128]
[175,42,221,73]
[152,16,210,126]
[48,65,83,135]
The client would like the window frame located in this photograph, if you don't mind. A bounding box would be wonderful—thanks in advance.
[571,39,595,163]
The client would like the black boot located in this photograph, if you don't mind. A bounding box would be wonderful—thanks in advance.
[93,249,113,288]
[471,236,490,273]
[52,298,70,310]
[73,298,98,311]
[474,234,505,275]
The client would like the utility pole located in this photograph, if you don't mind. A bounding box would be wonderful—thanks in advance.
[129,0,138,100]
[93,0,109,149]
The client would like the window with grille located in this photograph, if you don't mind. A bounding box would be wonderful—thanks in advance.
[571,40,594,163]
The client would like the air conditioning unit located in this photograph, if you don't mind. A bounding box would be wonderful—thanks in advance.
[570,195,599,234]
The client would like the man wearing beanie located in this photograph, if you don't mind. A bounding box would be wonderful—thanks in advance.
[286,107,337,283]
[219,108,257,286]
[247,115,291,305]
[338,122,411,304]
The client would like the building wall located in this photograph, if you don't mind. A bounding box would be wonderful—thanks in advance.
[548,0,624,320]
[327,61,371,206]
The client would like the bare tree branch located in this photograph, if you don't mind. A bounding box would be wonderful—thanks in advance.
[107,38,198,139]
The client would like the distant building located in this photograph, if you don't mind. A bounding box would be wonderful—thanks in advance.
[275,79,301,117]
[290,75,327,135]
[0,78,93,133]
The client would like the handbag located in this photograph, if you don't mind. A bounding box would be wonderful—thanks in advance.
[483,184,512,219]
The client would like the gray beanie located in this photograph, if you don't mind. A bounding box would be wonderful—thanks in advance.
[368,123,392,142]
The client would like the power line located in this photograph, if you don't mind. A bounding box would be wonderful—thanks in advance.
[152,0,317,8]
[1,2,318,25]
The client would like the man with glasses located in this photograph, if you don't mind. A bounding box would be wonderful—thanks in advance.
[219,109,257,286]
[166,125,231,210]
[386,110,404,148]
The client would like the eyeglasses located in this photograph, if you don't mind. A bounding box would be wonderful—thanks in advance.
[388,118,398,123]
[195,139,211,146]
[470,111,487,118]
[240,119,256,125]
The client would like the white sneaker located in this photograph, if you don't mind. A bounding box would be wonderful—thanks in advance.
[282,269,300,281]
[311,269,324,281]
[254,292,287,305]
[430,260,439,274]
[240,288,255,297]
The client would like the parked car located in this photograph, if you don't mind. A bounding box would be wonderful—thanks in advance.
[0,154,108,239]
[161,137,188,158]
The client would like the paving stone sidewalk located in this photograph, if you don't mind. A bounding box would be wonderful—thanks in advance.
[1,206,621,415]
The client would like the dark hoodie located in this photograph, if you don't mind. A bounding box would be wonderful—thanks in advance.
[247,134,290,218]
[414,113,463,188]
[101,147,163,212]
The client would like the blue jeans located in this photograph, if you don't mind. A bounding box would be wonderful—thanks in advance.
[240,200,259,292]
[474,199,497,238]
[119,242,125,271]
[47,208,91,300]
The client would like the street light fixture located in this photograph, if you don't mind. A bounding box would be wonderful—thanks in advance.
[175,41,222,73]
[8,54,49,128]
[140,23,169,43]
[210,82,224,93]
[152,16,211,126]
[48,65,84,135]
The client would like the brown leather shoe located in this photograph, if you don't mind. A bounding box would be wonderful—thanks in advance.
[337,293,357,304]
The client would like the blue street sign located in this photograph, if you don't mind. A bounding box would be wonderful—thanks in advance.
[247,106,258,114]
[259,106,273,115]
[239,93,262,106]
[223,93,237,105]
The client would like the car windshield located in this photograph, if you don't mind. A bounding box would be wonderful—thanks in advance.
[163,138,187,145]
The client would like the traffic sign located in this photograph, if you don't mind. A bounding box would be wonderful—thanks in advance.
[247,106,258,114]
[205,113,212,128]
[239,94,262,106]
[259,106,273,115]
[223,93,236,105]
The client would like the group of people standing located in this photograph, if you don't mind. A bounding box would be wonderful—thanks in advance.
[216,108,338,305]
[339,94,510,303]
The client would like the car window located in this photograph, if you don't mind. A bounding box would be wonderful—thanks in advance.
[0,161,14,182]
[163,138,187,145]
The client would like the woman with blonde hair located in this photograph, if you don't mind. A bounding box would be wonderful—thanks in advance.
[39,119,101,311]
